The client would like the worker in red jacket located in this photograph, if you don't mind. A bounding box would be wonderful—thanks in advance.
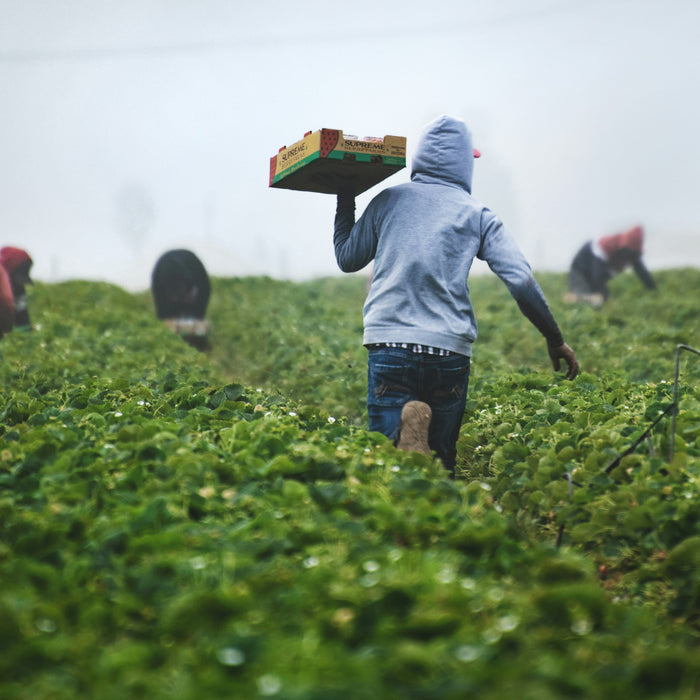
[0,246,33,337]
[565,225,656,306]
[0,264,14,338]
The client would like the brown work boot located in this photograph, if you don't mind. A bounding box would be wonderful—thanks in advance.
[396,401,432,456]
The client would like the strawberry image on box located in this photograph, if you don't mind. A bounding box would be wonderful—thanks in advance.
[269,129,407,195]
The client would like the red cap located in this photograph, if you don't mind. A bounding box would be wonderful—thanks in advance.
[473,148,481,158]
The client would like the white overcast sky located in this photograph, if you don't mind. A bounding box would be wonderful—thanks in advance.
[1,0,698,290]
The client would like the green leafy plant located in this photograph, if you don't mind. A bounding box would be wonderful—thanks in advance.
[0,270,698,698]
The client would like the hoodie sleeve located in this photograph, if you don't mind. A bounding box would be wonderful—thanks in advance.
[333,189,378,273]
[632,258,657,290]
[478,212,564,348]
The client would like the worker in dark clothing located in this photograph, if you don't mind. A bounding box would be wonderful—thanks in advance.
[565,226,656,306]
[151,249,211,351]
[0,246,34,335]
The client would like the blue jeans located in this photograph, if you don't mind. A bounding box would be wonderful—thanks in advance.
[366,346,470,475]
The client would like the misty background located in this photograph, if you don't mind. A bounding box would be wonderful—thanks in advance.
[1,0,698,292]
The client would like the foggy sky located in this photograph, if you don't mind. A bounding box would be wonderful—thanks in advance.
[1,0,698,291]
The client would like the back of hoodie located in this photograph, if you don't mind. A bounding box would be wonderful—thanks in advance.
[334,114,563,356]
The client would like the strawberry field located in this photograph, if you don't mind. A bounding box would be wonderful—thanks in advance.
[1,268,699,698]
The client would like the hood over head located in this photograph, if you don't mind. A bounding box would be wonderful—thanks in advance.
[619,225,644,251]
[411,115,479,193]
[598,225,644,257]
[0,247,33,284]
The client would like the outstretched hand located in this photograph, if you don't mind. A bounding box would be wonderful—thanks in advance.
[548,342,579,380]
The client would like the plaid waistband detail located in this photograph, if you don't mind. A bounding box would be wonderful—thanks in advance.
[366,342,453,356]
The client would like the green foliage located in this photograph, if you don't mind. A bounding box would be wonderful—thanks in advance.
[0,270,699,698]
[204,275,369,425]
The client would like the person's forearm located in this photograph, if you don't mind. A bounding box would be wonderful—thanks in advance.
[633,259,656,289]
[513,278,564,347]
[333,191,357,271]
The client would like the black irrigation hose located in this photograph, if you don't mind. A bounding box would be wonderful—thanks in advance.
[556,342,700,549]
[603,343,700,472]
[604,402,675,474]
[670,343,700,461]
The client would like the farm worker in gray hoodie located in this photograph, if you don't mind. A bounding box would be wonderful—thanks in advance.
[333,114,578,478]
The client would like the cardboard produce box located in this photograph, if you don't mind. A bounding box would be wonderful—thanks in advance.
[269,129,407,195]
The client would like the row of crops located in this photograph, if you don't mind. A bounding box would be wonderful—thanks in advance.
[1,269,699,698]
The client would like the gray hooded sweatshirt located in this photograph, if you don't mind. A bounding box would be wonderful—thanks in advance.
[334,114,563,356]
